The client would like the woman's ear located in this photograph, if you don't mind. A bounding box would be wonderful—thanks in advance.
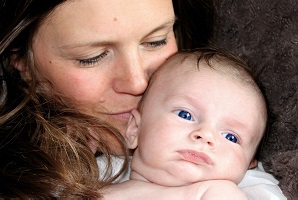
[125,109,141,149]
[10,53,31,81]
[10,52,26,71]
[248,159,258,169]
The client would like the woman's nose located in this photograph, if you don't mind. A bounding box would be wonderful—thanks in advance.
[189,130,216,149]
[113,52,149,95]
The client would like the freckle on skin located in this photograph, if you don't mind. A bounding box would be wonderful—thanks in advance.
[113,17,118,21]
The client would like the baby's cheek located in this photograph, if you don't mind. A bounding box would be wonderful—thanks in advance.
[223,150,248,183]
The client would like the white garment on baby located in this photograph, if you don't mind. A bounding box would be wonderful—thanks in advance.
[238,162,287,200]
[97,156,287,199]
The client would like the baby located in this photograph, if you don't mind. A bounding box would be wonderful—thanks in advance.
[103,48,268,199]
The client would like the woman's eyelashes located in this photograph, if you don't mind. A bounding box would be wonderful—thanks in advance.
[77,51,108,66]
[174,110,194,121]
[143,38,167,49]
[222,132,239,144]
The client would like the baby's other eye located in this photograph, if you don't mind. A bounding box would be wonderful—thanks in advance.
[222,133,238,143]
[174,110,193,121]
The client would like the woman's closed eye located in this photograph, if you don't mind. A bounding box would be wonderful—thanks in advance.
[77,51,108,66]
[174,110,194,121]
[142,38,167,50]
[222,132,238,143]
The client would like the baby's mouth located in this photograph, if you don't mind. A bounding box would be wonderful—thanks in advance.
[178,150,213,165]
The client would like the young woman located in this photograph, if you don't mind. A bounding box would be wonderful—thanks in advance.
[0,0,177,197]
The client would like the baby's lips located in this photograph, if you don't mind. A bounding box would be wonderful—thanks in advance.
[178,150,213,165]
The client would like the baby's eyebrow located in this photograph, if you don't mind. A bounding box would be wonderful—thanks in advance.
[166,94,205,112]
[223,117,246,127]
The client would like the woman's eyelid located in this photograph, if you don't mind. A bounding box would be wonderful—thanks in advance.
[143,26,172,41]
[77,51,108,66]
[141,32,169,45]
[142,38,167,49]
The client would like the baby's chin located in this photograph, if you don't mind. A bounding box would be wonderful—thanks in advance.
[130,167,198,187]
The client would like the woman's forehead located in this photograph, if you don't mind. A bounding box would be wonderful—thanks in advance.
[43,0,175,32]
[36,0,175,50]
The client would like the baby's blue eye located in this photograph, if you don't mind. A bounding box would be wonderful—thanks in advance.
[222,133,238,143]
[175,110,193,121]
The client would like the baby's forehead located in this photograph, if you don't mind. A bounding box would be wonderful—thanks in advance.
[157,52,266,104]
[161,53,252,84]
[160,54,228,79]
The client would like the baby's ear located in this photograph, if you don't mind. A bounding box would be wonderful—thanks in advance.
[248,159,258,169]
[125,109,141,149]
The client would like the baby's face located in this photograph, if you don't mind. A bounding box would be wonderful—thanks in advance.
[130,59,266,186]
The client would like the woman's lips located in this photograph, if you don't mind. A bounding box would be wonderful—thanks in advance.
[178,150,213,165]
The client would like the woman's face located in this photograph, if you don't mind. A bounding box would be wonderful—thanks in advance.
[32,0,177,134]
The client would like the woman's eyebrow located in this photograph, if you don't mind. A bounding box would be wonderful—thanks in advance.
[59,41,112,50]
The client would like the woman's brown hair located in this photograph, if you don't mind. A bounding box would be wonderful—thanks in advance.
[0,0,128,198]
